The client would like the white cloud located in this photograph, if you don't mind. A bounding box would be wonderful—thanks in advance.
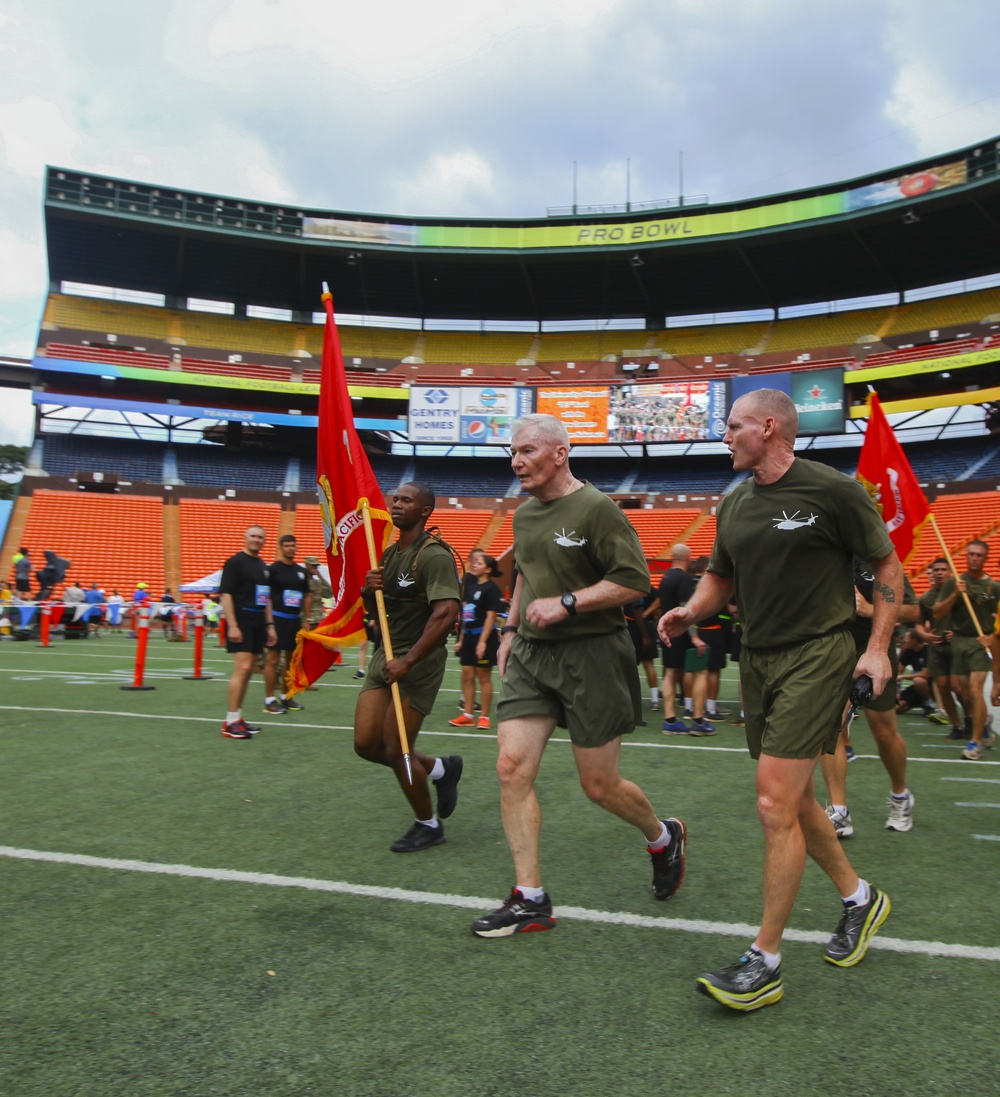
[387,150,497,216]
[0,95,81,178]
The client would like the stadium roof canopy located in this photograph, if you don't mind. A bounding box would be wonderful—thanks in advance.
[44,136,1000,325]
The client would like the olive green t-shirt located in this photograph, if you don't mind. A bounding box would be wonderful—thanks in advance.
[513,482,649,641]
[376,533,460,654]
[709,458,894,651]
[937,572,1000,636]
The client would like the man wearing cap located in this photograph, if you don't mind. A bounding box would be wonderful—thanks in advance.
[218,525,277,739]
[303,555,334,689]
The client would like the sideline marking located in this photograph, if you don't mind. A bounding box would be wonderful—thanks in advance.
[955,801,1000,809]
[2,706,999,763]
[972,834,1000,842]
[2,844,998,962]
[943,777,1000,785]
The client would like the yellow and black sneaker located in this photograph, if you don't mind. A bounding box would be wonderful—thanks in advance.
[824,885,891,967]
[697,948,783,1011]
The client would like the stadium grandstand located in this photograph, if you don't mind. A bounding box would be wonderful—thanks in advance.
[2,137,1000,600]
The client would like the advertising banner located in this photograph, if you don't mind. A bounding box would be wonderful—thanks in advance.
[536,386,610,442]
[729,370,844,436]
[459,387,534,444]
[609,381,728,442]
[790,368,845,435]
[408,386,534,443]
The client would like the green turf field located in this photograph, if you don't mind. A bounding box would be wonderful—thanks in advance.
[1,632,999,1096]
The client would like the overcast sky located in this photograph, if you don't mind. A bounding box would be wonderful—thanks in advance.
[1,0,999,444]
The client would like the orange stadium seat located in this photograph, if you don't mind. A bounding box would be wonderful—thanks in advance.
[11,490,166,599]
[624,509,705,558]
[908,492,1000,590]
[177,500,281,589]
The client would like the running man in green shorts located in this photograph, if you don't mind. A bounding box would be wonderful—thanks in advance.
[659,389,902,1011]
[355,483,462,853]
[471,415,686,939]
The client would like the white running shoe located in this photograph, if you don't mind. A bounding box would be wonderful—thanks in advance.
[885,791,915,832]
[825,804,854,838]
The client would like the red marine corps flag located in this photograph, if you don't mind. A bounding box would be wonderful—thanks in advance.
[286,287,392,697]
[856,392,931,565]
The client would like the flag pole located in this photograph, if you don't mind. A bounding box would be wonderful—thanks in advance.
[359,499,414,785]
[927,514,987,639]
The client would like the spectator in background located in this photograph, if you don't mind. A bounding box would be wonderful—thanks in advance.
[63,581,85,606]
[106,590,125,631]
[12,548,32,597]
[219,525,278,740]
[450,550,503,731]
[159,587,177,638]
[303,555,335,689]
[263,534,311,714]
[658,545,698,733]
[916,557,965,736]
[933,541,1000,760]
[83,582,105,634]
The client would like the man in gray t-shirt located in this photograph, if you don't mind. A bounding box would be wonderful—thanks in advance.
[471,414,687,940]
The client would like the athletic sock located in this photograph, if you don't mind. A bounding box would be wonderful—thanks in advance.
[650,688,660,706]
[647,821,671,851]
[265,696,277,704]
[750,945,781,971]
[707,700,717,715]
[417,816,440,829]
[428,758,445,781]
[891,789,910,801]
[844,878,870,906]
[832,804,848,816]
[226,711,240,724]
[517,885,546,903]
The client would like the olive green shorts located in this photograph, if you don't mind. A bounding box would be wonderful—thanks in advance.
[861,643,898,712]
[926,642,952,679]
[950,635,992,676]
[740,630,856,760]
[497,630,642,748]
[360,645,448,717]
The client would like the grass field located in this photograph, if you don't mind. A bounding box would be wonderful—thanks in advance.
[2,631,999,1097]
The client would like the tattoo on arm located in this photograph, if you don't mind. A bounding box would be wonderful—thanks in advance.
[873,581,896,603]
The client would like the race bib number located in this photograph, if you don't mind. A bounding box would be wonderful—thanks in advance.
[462,601,477,624]
[255,584,270,607]
[283,589,303,609]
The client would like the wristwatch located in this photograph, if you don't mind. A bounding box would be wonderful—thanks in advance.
[560,592,578,617]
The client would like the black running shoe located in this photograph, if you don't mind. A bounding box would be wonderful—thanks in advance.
[221,719,258,739]
[470,888,556,938]
[945,727,966,740]
[390,821,446,853]
[824,885,891,967]
[282,696,304,711]
[434,755,463,819]
[696,949,783,1011]
[262,699,287,715]
[650,817,687,900]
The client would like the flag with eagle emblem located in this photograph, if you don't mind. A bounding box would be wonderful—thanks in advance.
[855,392,931,565]
[286,289,391,697]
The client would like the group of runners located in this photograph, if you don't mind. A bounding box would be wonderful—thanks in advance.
[214,392,998,1013]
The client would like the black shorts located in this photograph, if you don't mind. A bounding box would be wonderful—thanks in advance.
[627,620,657,665]
[699,627,728,672]
[272,615,301,654]
[15,579,31,593]
[459,629,499,668]
[226,608,269,655]
[661,632,691,671]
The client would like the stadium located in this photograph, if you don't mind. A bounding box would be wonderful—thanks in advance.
[2,136,1000,1096]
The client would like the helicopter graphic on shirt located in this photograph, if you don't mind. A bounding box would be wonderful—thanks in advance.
[771,510,818,530]
[554,529,587,547]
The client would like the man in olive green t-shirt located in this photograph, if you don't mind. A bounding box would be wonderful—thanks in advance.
[659,388,902,1012]
[355,482,462,854]
[471,414,686,940]
[932,540,1000,760]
